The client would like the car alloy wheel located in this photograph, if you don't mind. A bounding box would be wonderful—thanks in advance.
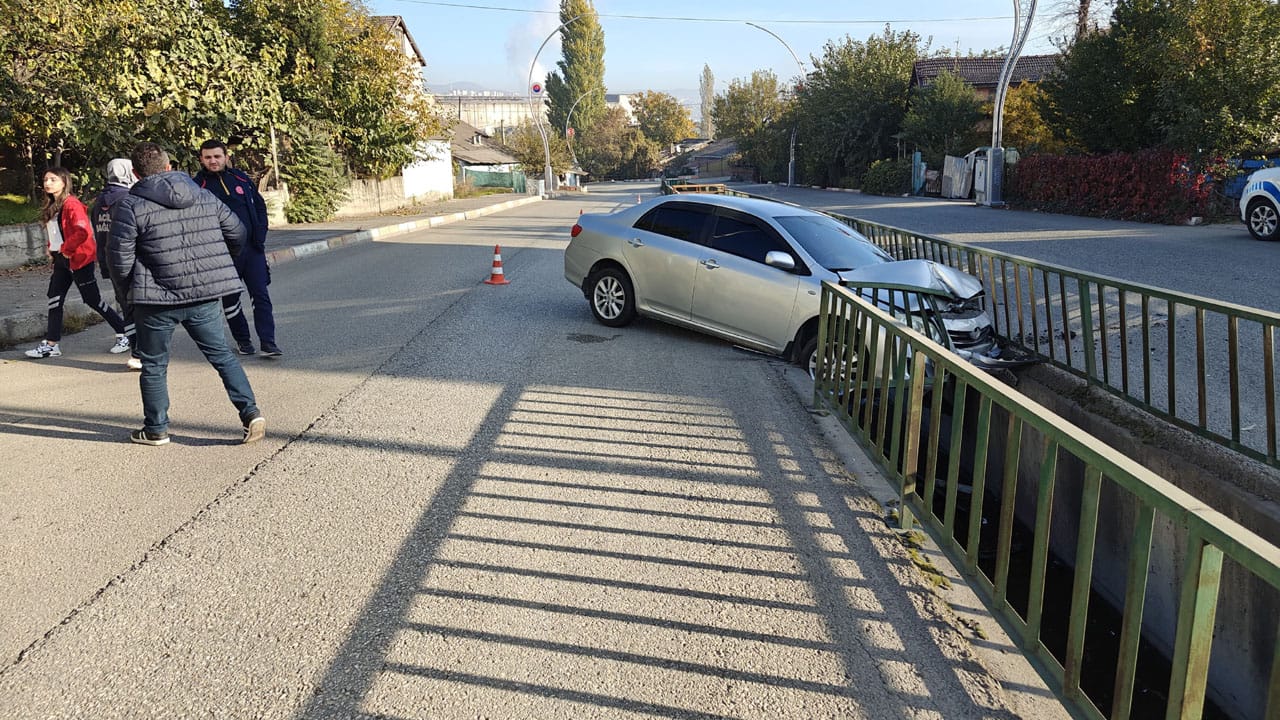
[587,267,636,327]
[594,277,625,318]
[1247,198,1279,241]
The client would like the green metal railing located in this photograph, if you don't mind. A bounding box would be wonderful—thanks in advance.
[658,180,1280,468]
[831,216,1280,470]
[816,282,1280,719]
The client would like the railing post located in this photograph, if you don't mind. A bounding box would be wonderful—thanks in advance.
[1166,535,1223,720]
[1078,278,1097,379]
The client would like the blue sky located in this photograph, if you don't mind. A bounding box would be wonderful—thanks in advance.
[368,0,1069,98]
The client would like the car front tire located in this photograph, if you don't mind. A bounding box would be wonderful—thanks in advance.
[798,334,860,381]
[587,267,637,327]
[1246,198,1280,241]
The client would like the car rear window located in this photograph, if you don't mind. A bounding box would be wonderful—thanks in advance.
[635,205,711,243]
[775,215,893,271]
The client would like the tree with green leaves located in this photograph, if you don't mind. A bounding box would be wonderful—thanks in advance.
[632,91,695,148]
[576,106,659,179]
[711,70,784,141]
[1002,81,1067,155]
[1040,0,1280,156]
[1037,14,1161,153]
[506,120,573,175]
[699,64,715,138]
[328,15,444,178]
[280,119,347,223]
[792,28,921,187]
[900,70,983,167]
[710,71,791,181]
[0,0,97,190]
[544,0,605,140]
[83,0,283,170]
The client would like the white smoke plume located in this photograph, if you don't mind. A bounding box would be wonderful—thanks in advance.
[505,0,562,93]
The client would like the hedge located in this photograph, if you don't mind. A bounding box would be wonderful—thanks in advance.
[861,158,913,196]
[1006,149,1214,224]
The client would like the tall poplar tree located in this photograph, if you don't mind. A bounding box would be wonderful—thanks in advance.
[632,91,694,147]
[699,64,715,138]
[544,0,605,139]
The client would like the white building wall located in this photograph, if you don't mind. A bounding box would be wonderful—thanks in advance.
[402,139,454,200]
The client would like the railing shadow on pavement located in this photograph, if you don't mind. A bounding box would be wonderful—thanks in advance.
[291,367,1017,718]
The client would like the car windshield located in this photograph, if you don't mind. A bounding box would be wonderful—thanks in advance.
[775,215,894,271]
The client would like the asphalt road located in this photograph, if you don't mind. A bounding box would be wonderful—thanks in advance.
[740,184,1276,312]
[0,183,1047,718]
[738,183,1280,473]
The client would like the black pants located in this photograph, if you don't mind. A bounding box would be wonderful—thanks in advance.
[45,255,127,342]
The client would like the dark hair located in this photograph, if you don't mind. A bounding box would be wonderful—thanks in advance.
[39,167,73,224]
[131,142,170,177]
[200,139,228,154]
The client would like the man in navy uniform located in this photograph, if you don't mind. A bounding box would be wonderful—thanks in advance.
[194,139,282,357]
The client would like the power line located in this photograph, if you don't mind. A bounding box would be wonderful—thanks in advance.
[384,0,1012,25]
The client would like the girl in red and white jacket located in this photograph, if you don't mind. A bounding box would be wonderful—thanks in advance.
[24,167,130,359]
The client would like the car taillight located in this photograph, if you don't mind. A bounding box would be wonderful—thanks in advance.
[570,223,582,238]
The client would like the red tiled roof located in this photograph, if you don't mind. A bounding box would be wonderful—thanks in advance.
[911,54,1061,88]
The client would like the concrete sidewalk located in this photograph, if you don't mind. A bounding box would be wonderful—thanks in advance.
[0,191,541,349]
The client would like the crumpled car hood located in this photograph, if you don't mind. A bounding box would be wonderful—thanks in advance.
[837,259,984,301]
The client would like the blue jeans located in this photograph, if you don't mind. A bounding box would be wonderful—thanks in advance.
[135,300,259,435]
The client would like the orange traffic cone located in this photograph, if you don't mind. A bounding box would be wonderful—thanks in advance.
[483,245,510,285]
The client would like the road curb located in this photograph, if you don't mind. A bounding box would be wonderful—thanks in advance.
[264,195,542,267]
[1,195,544,348]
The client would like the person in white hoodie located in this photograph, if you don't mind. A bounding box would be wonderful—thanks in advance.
[91,158,141,369]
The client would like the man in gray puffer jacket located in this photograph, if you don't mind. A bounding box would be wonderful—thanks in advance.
[109,142,266,446]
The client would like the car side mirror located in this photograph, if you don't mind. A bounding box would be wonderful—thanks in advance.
[764,251,796,271]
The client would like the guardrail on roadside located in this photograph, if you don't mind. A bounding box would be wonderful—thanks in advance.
[816,282,1280,720]
[828,216,1280,470]
[661,181,733,195]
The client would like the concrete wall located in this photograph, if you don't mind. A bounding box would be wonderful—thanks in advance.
[333,141,453,218]
[0,223,45,269]
[994,364,1280,719]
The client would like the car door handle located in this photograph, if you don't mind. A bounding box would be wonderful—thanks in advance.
[700,258,720,269]
[627,237,645,248]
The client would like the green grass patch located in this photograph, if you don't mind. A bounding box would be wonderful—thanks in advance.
[0,194,40,225]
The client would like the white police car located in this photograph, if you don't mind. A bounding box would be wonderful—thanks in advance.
[1240,167,1280,241]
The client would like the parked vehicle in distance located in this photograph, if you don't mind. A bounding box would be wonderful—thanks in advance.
[564,193,1005,375]
[1240,167,1280,241]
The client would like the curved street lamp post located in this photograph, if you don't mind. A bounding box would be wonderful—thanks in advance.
[527,14,583,196]
[986,0,1038,206]
[565,86,597,168]
[746,22,805,187]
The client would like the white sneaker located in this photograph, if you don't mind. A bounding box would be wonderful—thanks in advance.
[126,357,143,371]
[25,341,61,358]
[110,335,131,354]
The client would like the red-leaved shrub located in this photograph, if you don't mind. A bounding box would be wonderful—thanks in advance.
[1006,149,1213,224]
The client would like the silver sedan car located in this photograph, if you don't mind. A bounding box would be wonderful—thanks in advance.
[564,193,996,372]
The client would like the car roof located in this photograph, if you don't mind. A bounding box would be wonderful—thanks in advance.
[657,192,823,220]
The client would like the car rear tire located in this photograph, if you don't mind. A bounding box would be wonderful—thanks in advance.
[1246,198,1280,241]
[587,267,637,327]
